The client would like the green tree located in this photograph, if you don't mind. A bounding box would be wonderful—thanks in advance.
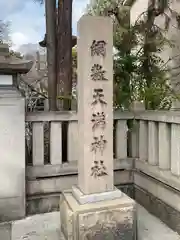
[87,0,179,110]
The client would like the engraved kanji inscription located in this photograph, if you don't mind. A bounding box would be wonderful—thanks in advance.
[91,112,106,130]
[91,160,108,178]
[91,135,107,155]
[91,64,108,81]
[91,88,107,106]
[90,40,107,57]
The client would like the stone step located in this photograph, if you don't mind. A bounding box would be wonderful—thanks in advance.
[1,205,180,240]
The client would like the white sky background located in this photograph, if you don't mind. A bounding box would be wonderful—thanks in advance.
[0,0,89,51]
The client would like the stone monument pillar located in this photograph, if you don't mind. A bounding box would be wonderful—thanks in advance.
[0,44,33,221]
[60,15,136,239]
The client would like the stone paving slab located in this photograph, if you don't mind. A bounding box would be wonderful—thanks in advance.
[11,212,62,240]
[0,205,180,239]
[137,205,180,240]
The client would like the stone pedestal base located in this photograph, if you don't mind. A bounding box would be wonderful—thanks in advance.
[72,186,123,204]
[60,190,136,240]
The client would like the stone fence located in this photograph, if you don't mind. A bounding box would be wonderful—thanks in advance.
[1,100,180,233]
[25,110,134,214]
[24,109,180,235]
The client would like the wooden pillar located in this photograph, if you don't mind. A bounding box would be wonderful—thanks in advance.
[45,0,57,110]
[57,0,72,110]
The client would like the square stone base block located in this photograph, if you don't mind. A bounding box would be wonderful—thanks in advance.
[60,190,136,240]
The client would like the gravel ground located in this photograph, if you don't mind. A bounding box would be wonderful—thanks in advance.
[9,205,180,240]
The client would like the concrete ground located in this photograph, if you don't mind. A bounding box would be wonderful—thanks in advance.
[3,205,180,240]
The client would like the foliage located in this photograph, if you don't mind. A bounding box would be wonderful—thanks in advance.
[87,0,179,110]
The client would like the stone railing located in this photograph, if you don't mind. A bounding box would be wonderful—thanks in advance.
[25,111,135,213]
[133,110,180,179]
[25,110,180,180]
[130,110,180,233]
[25,110,135,170]
[25,110,180,175]
[25,110,180,217]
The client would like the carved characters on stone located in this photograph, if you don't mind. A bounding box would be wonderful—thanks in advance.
[91,160,108,178]
[79,210,133,239]
[91,88,107,107]
[91,135,107,155]
[91,112,106,131]
[91,64,108,81]
[90,40,108,178]
[90,40,107,57]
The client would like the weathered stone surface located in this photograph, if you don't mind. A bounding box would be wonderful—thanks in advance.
[0,197,25,222]
[60,14,137,240]
[0,92,25,221]
[26,194,60,215]
[0,43,33,74]
[135,184,180,235]
[0,75,13,85]
[0,43,32,222]
[26,184,134,215]
[119,184,134,199]
[60,191,136,240]
[72,185,122,204]
[137,205,180,240]
[0,222,11,240]
[79,209,135,240]
[0,204,178,240]
[77,15,114,194]
[12,212,61,240]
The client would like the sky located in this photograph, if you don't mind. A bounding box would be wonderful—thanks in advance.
[0,0,89,51]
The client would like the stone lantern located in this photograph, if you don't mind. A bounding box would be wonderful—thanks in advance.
[0,43,33,85]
